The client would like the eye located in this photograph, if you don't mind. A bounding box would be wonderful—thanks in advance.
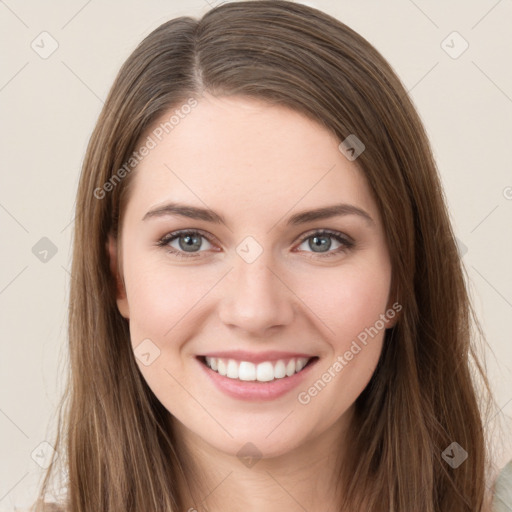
[157,229,354,259]
[157,229,215,259]
[295,229,354,258]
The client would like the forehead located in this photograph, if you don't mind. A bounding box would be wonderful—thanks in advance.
[124,94,379,226]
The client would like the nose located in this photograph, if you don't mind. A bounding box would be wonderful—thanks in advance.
[217,250,295,337]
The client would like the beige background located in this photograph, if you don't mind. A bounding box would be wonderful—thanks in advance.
[1,0,511,508]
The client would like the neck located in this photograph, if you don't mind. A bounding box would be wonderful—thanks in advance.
[169,412,352,512]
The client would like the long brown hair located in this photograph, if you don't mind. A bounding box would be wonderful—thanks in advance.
[34,1,494,510]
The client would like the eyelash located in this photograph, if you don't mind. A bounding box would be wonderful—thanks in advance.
[156,228,355,260]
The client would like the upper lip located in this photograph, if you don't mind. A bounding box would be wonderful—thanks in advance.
[198,350,316,364]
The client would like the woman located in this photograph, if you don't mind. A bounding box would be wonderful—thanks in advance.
[31,1,509,510]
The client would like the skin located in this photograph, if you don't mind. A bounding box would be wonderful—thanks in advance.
[108,93,397,511]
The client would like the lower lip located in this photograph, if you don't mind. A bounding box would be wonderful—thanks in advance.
[197,357,318,401]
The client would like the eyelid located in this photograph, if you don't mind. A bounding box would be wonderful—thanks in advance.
[157,228,220,255]
[159,228,220,246]
[296,227,354,245]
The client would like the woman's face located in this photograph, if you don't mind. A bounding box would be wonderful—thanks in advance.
[110,93,396,459]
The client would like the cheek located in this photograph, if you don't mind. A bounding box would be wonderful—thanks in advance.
[122,253,216,340]
[292,258,391,413]
[121,255,208,408]
[300,258,392,346]
[296,334,383,434]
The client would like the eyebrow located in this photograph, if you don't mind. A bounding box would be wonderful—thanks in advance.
[142,202,374,226]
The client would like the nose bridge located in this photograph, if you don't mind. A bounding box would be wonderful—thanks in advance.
[217,242,294,334]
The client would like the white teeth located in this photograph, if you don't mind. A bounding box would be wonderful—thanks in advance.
[286,359,296,377]
[256,361,274,382]
[274,360,286,379]
[239,361,256,381]
[226,359,238,378]
[203,356,311,382]
[217,358,227,376]
[296,358,306,372]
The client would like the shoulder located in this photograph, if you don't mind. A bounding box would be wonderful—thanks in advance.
[492,460,512,512]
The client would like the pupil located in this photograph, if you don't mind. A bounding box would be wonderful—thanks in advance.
[180,234,201,252]
[310,235,331,252]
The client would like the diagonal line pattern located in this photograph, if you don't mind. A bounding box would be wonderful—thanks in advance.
[265,470,309,511]
[199,470,233,506]
[202,0,226,10]
[0,62,29,92]
[60,214,76,233]
[265,409,294,438]
[470,205,499,233]
[472,61,512,105]
[61,0,93,29]
[0,0,29,28]
[61,61,104,104]
[0,266,28,296]
[407,0,439,29]
[0,408,29,439]
[0,202,29,233]
[471,265,512,309]
[471,0,503,30]
[407,61,439,94]
[0,472,29,503]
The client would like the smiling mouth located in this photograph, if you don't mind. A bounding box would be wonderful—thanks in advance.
[198,356,319,382]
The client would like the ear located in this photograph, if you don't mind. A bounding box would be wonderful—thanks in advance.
[107,233,130,319]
